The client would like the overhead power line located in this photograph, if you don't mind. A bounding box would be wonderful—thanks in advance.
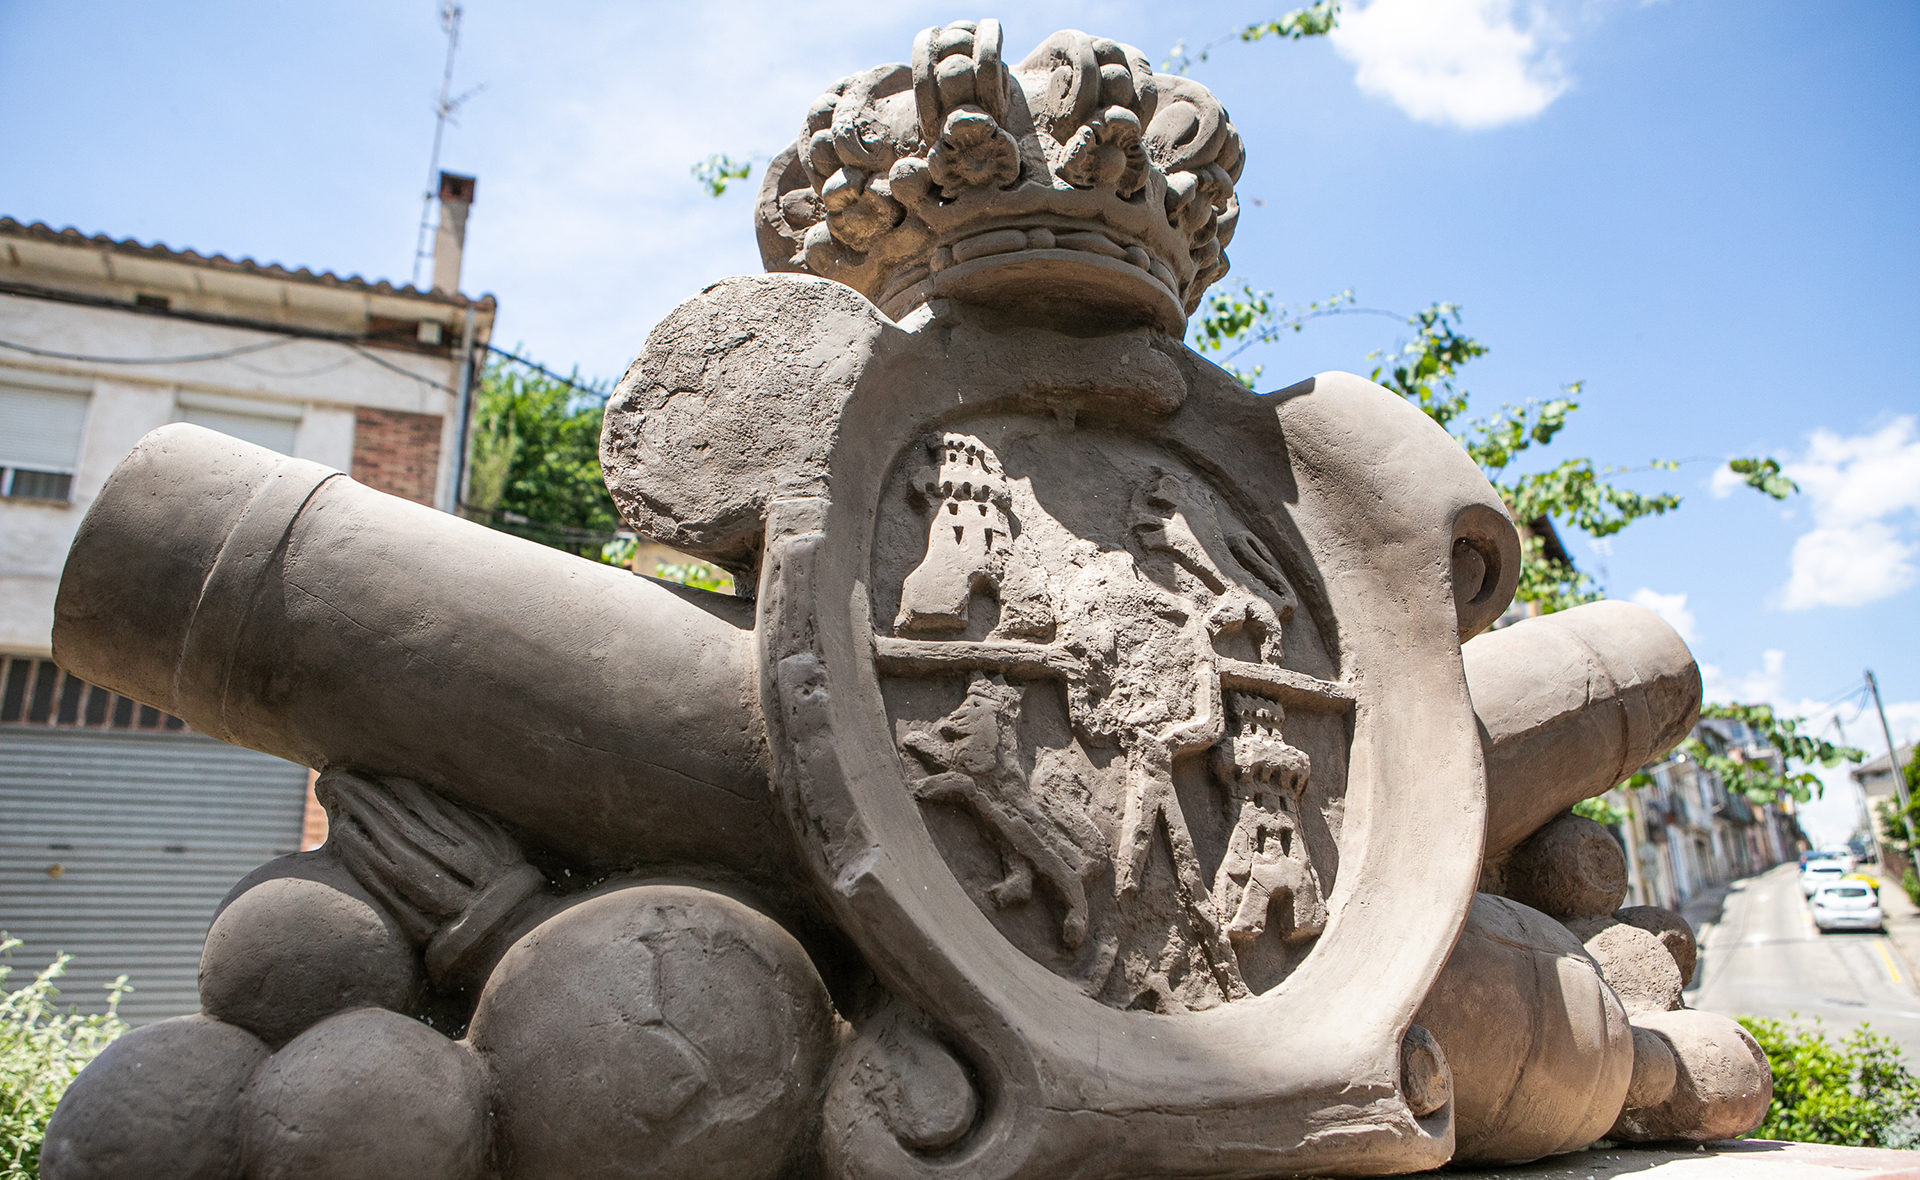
[0,334,456,394]
[482,344,610,399]
[0,336,296,365]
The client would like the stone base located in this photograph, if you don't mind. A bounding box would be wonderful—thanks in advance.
[1435,1139,1920,1179]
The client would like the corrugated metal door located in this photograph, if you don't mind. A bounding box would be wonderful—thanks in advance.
[0,726,308,1024]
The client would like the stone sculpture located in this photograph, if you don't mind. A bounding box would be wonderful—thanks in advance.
[42,19,1768,1180]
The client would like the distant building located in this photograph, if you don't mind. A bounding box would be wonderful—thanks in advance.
[1855,741,1917,873]
[0,176,494,1020]
[1592,715,1802,912]
[1854,742,1915,812]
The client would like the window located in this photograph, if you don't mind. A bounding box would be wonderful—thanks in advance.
[0,378,90,503]
[176,392,301,456]
[0,654,187,730]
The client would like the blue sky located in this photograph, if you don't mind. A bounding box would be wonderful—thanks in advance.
[4,0,1915,842]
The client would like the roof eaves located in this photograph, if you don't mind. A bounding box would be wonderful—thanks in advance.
[0,217,497,312]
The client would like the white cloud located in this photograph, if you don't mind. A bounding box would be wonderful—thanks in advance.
[1629,588,1695,644]
[1780,523,1916,609]
[1708,463,1742,499]
[1699,649,1784,706]
[1885,701,1920,751]
[451,2,1151,381]
[1777,417,1920,610]
[1328,0,1570,129]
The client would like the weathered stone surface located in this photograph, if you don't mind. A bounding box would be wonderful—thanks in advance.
[242,1008,487,1180]
[52,423,785,882]
[41,1015,266,1180]
[1623,1023,1680,1111]
[1564,916,1686,1016]
[1615,904,1699,987]
[758,22,1244,330]
[1610,1010,1773,1143]
[44,16,1737,1179]
[468,885,834,1180]
[1465,602,1702,858]
[1416,894,1635,1165]
[1501,813,1632,918]
[200,850,418,1049]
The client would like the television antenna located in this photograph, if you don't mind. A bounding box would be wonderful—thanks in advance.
[410,3,483,288]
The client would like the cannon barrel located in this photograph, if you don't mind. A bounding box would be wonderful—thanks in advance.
[55,427,1696,885]
[54,425,784,880]
[1463,600,1702,858]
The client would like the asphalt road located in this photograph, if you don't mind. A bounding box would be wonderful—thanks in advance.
[1687,861,1920,1061]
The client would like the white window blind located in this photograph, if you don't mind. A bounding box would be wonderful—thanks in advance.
[179,407,299,456]
[0,383,90,472]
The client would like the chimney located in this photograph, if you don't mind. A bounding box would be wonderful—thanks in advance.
[431,171,477,295]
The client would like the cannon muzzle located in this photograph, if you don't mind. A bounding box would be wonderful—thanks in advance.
[54,425,782,879]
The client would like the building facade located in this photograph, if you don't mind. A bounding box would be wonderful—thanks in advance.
[1856,741,1917,875]
[1593,716,1803,913]
[0,188,493,1020]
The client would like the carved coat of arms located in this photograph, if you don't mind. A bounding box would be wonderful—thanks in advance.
[44,18,1743,1180]
[596,23,1522,1175]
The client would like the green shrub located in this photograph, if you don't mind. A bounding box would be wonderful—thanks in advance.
[1739,1015,1920,1148]
[0,937,128,1180]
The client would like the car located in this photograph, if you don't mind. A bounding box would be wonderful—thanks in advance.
[1800,861,1851,897]
[1801,848,1853,871]
[1811,883,1885,933]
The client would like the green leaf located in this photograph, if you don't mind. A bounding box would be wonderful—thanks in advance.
[1675,703,1866,810]
[0,935,130,1178]
[691,153,753,198]
[1572,795,1629,826]
[654,560,732,594]
[1730,456,1800,500]
[469,357,624,562]
[1739,1016,1920,1148]
[1241,1,1341,42]
[1367,303,1485,430]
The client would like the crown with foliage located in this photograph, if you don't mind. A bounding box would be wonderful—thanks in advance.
[756,19,1244,331]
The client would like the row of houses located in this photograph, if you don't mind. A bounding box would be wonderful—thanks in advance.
[0,177,494,1020]
[1589,715,1807,913]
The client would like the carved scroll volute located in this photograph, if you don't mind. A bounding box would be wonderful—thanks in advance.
[754,333,1510,1177]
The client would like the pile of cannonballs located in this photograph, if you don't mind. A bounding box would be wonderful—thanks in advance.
[40,857,837,1180]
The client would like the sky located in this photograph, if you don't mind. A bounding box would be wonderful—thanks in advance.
[3,0,1915,843]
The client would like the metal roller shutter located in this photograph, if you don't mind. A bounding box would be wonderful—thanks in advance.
[0,726,308,1024]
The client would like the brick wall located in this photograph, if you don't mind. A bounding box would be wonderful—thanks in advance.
[351,407,442,506]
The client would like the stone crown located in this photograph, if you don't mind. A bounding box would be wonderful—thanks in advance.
[756,20,1244,332]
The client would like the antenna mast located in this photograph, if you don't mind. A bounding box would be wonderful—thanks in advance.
[412,3,467,288]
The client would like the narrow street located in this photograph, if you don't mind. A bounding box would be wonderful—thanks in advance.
[1687,862,1920,1061]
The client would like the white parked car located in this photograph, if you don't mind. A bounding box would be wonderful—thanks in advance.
[1800,861,1851,897]
[1811,883,1884,933]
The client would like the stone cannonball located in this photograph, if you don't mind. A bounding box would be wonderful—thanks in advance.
[468,884,836,1180]
[242,1007,488,1180]
[1415,893,1634,1166]
[1614,904,1699,986]
[1610,1009,1772,1143]
[1502,813,1630,919]
[41,1014,268,1180]
[1561,916,1685,1016]
[200,850,419,1050]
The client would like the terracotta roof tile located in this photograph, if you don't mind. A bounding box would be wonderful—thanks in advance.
[0,217,496,311]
